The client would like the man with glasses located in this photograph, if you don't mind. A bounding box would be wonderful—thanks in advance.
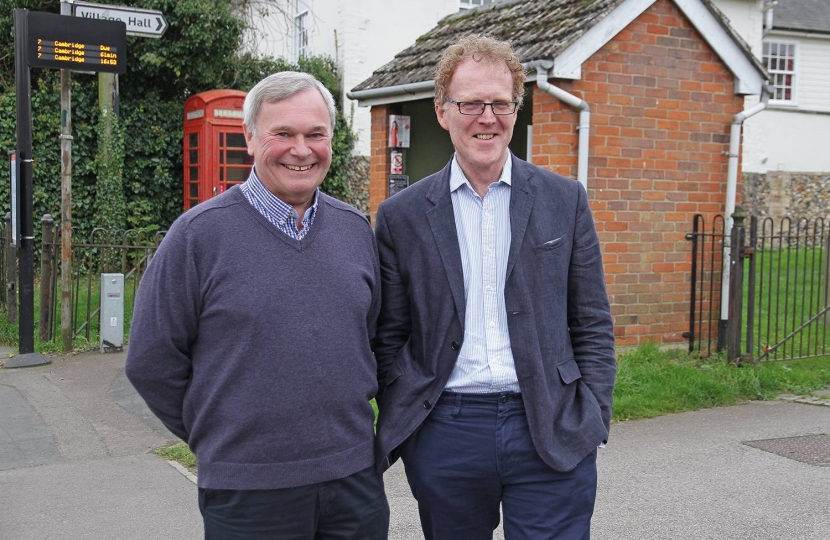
[373,35,616,539]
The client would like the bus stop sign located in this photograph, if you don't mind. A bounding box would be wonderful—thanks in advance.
[26,10,126,74]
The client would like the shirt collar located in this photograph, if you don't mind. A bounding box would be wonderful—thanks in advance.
[449,153,513,194]
[245,167,319,223]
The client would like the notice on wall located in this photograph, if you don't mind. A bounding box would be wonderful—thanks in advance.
[388,115,410,148]
[388,174,409,197]
[391,150,403,174]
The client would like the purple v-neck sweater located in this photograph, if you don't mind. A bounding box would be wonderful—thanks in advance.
[126,186,381,490]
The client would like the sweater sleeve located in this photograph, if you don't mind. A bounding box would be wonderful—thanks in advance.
[367,227,382,345]
[372,203,411,407]
[125,219,200,442]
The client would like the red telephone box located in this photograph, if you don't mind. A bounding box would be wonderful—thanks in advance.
[183,89,253,210]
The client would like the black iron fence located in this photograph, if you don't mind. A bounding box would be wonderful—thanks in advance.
[37,218,166,345]
[1,214,165,349]
[684,213,726,357]
[746,216,830,362]
[686,209,830,362]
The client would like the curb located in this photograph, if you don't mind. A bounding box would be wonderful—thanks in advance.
[777,394,830,407]
[166,460,198,485]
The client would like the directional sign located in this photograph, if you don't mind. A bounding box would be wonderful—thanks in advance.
[73,1,168,38]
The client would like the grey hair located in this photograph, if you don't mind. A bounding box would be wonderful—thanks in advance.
[243,71,337,135]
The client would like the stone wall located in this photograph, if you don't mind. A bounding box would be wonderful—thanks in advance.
[742,172,830,223]
[345,155,371,218]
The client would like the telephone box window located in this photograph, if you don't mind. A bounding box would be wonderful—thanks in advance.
[185,131,200,210]
[217,129,252,189]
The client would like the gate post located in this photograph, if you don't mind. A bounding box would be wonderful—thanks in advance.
[726,206,748,361]
[824,233,829,327]
[745,216,758,362]
[684,216,701,352]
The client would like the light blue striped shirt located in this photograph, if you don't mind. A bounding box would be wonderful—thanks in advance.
[240,168,318,240]
[446,155,520,394]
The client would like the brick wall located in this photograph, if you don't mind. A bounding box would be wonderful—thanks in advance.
[369,105,391,224]
[365,0,748,346]
[531,0,745,346]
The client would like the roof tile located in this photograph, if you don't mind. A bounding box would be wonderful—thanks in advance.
[773,0,830,34]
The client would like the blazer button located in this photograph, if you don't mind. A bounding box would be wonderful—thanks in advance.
[451,341,460,350]
[423,400,432,409]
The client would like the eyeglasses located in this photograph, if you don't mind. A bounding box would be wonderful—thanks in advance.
[446,97,518,116]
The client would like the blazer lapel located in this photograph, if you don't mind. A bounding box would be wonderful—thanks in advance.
[506,156,536,282]
[426,164,466,328]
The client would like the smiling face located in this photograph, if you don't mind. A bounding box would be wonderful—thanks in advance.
[243,88,333,212]
[436,57,518,191]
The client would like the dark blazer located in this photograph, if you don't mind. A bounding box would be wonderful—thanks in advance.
[373,155,616,473]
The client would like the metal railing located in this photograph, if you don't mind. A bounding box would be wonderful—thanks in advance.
[684,214,726,356]
[39,219,166,344]
[745,216,830,362]
[686,210,830,362]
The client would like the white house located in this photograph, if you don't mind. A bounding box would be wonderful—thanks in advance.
[715,0,830,174]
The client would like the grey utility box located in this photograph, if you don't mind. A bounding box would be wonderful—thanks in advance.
[100,273,124,353]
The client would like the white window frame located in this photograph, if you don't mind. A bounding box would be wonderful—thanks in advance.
[762,39,798,105]
[294,1,309,61]
[459,0,494,10]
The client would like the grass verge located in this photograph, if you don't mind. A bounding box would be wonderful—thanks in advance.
[613,342,830,421]
[0,312,99,355]
[154,343,830,473]
[154,442,197,471]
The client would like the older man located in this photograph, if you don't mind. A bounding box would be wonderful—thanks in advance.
[126,71,388,539]
[373,35,616,539]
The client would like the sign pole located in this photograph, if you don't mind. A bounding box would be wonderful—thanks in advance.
[60,0,73,352]
[9,9,50,367]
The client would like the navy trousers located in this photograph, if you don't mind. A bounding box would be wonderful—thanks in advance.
[401,392,598,540]
[198,466,389,539]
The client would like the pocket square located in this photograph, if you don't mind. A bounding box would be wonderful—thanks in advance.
[543,236,564,246]
[535,236,566,251]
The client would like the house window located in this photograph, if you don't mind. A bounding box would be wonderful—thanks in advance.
[294,1,309,60]
[459,0,495,9]
[762,40,797,103]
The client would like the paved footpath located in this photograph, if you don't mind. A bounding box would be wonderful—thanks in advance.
[1,349,828,539]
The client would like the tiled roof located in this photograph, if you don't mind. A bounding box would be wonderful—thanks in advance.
[351,0,625,92]
[773,0,830,34]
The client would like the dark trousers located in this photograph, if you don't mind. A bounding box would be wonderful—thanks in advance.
[198,466,389,540]
[401,392,597,540]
